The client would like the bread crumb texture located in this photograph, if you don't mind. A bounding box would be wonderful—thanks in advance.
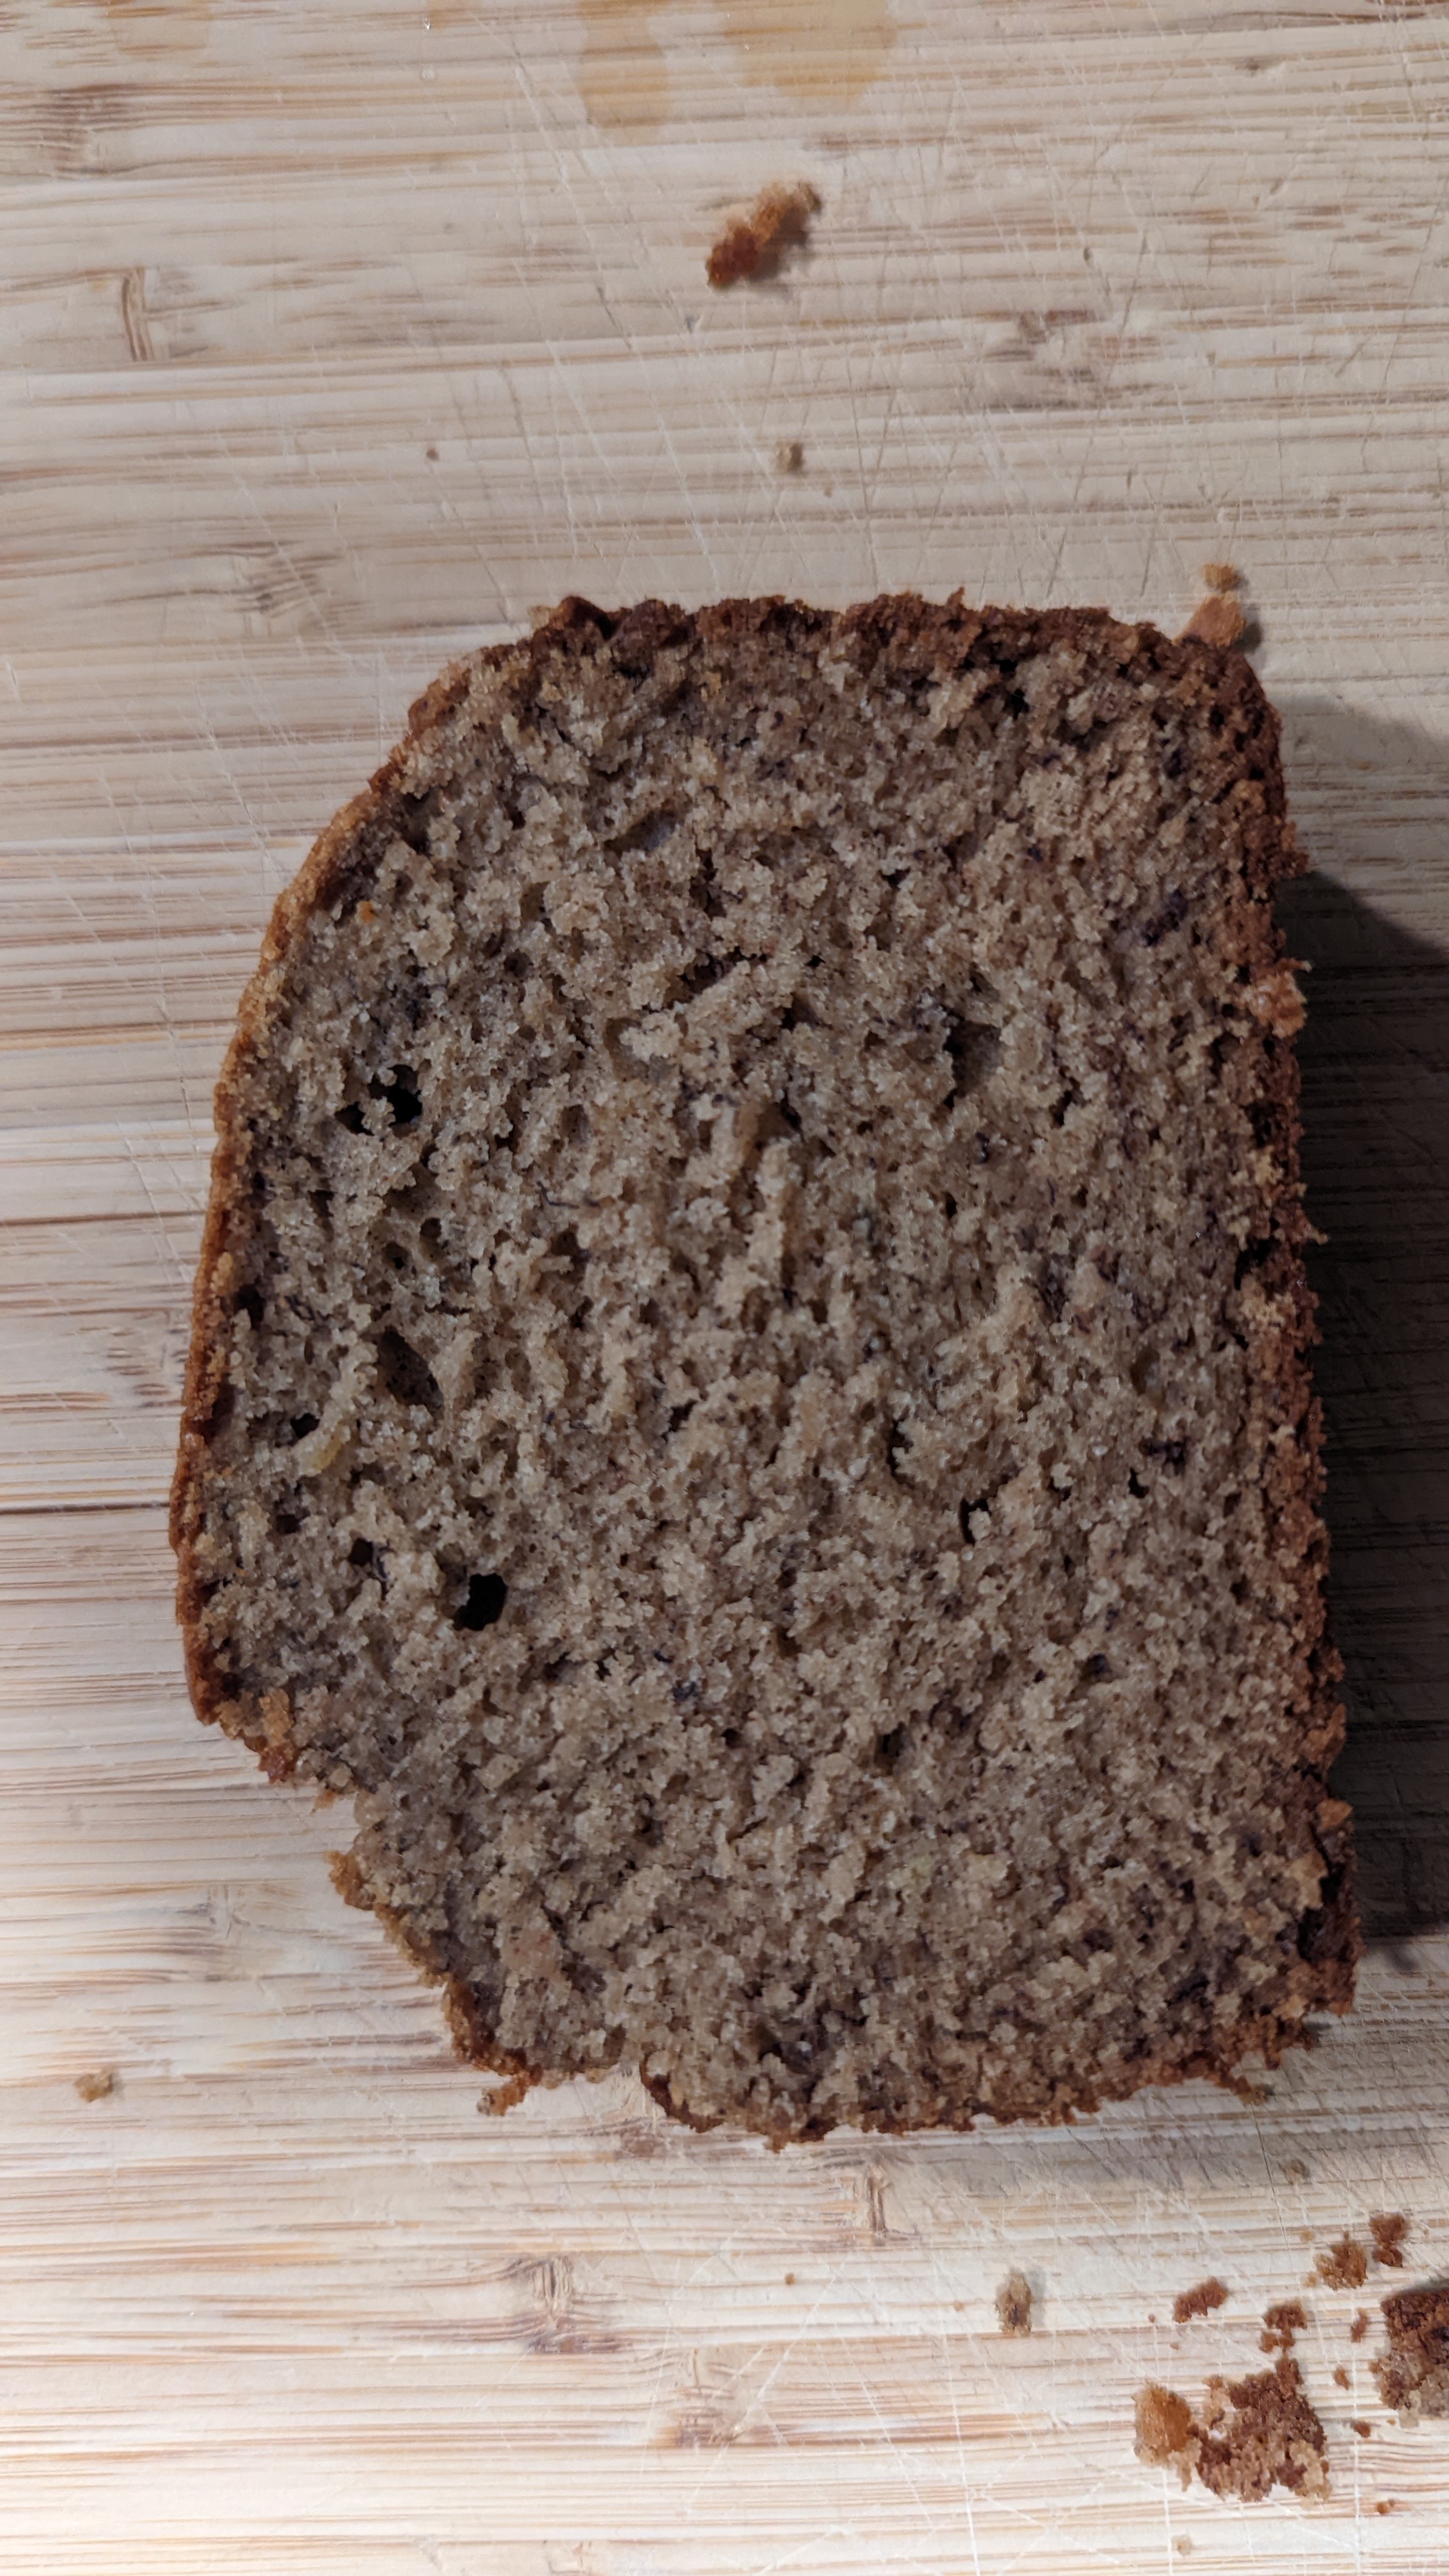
[1374,2286,1449,2418]
[1174,2277,1230,2324]
[74,2069,117,2102]
[1316,2236,1369,2291]
[1135,2357,1329,2501]
[171,594,1356,2141]
[707,183,820,288]
[1259,2298,1307,2353]
[1370,2211,1409,2269]
[996,2269,1033,2335]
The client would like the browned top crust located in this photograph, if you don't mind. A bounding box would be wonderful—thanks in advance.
[171,594,1358,2140]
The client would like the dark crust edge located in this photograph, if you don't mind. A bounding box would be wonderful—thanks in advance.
[169,592,1360,2142]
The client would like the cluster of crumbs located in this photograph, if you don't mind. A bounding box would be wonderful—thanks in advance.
[1136,2359,1328,2503]
[1136,2218,1416,2504]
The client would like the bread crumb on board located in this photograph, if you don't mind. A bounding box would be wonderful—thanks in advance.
[774,439,804,474]
[1135,2358,1329,2502]
[1374,2286,1449,2418]
[1136,2382,1197,2473]
[995,2270,1033,2336]
[707,183,820,288]
[1200,561,1242,593]
[1260,2299,1307,2354]
[1351,2310,1371,2342]
[1174,2278,1230,2324]
[1315,2236,1369,2290]
[74,2068,117,2101]
[477,2073,530,2117]
[1179,592,1248,649]
[1333,2364,1350,2388]
[1370,2212,1409,2269]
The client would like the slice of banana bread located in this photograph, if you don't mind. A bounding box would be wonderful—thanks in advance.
[171,594,1358,2140]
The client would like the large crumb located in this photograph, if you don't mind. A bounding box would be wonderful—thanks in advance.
[1136,2359,1329,2501]
[996,2269,1032,2336]
[707,183,820,288]
[1369,2212,1409,2270]
[1174,2278,1229,2324]
[1199,2360,1330,2502]
[1180,593,1248,650]
[1316,2237,1369,2290]
[1373,2286,1449,2417]
[74,2068,117,2101]
[1200,562,1242,594]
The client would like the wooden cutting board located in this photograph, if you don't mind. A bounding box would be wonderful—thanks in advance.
[3,1,1448,2566]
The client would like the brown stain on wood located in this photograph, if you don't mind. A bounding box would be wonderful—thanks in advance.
[575,0,673,137]
[576,0,894,132]
[719,0,895,104]
[95,0,214,57]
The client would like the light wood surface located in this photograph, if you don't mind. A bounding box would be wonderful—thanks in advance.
[4,0,1449,2566]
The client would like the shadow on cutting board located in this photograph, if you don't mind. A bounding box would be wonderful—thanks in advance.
[1276,698,1449,1942]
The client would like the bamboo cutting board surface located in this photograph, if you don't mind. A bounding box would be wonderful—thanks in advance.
[4,1,1449,2567]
